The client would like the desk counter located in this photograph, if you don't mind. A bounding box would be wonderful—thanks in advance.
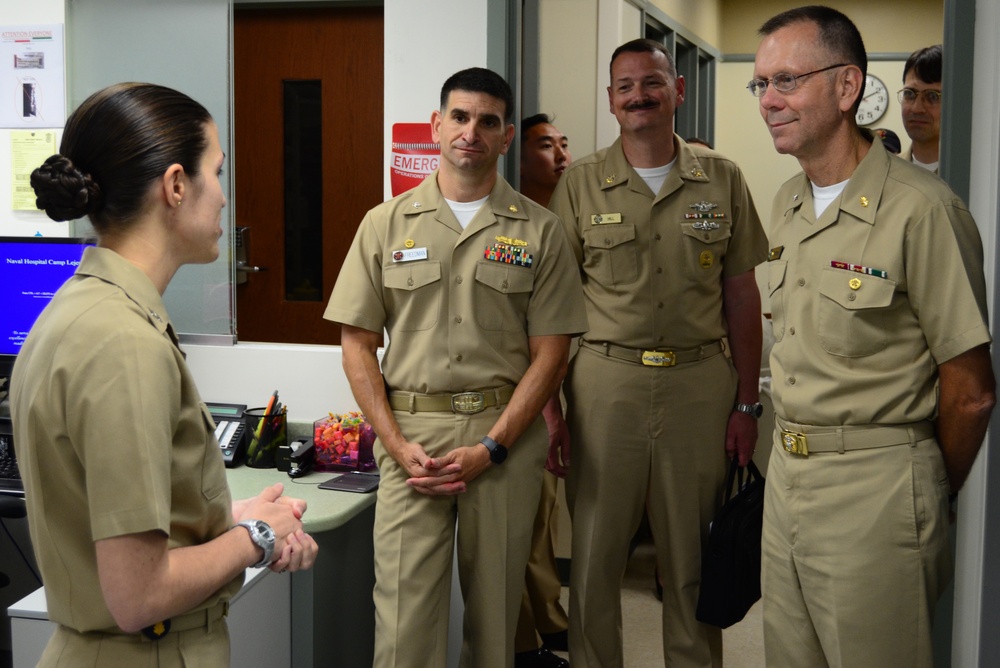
[226,465,377,533]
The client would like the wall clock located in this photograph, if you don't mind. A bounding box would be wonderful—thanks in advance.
[856,74,888,125]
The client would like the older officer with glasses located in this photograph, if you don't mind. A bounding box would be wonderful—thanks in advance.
[751,6,994,667]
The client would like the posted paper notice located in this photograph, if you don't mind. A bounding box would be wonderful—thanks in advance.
[11,130,57,210]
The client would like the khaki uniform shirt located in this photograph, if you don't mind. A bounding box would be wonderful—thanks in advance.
[325,173,588,393]
[11,247,240,633]
[549,136,767,349]
[766,139,991,425]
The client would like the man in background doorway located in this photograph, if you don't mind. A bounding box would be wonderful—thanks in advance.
[514,112,572,668]
[550,38,768,667]
[899,44,942,172]
[520,113,571,208]
[752,7,993,665]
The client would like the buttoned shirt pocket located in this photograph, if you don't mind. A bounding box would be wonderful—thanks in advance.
[475,260,534,331]
[818,267,896,357]
[680,220,732,272]
[581,223,638,285]
[199,404,230,502]
[768,260,787,341]
[383,261,442,331]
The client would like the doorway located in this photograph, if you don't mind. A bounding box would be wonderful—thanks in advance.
[233,6,384,345]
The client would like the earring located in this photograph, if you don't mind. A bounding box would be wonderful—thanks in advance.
[176,198,182,207]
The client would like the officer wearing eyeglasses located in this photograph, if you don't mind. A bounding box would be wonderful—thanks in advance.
[753,7,994,667]
[899,44,943,172]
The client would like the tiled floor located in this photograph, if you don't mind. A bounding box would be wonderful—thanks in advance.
[554,540,765,667]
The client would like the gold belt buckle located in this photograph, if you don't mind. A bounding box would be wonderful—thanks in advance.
[781,430,809,456]
[641,350,676,367]
[451,392,486,414]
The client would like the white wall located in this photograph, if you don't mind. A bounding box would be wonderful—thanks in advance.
[382,0,488,200]
[0,0,65,237]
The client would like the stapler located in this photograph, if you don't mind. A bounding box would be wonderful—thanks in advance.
[287,439,315,478]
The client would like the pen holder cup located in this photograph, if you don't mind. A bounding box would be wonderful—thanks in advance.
[245,407,287,469]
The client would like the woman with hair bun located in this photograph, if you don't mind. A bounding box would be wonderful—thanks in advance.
[12,82,318,666]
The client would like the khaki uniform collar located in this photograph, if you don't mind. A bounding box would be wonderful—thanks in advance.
[402,170,529,234]
[76,246,178,345]
[782,136,889,227]
[599,135,711,201]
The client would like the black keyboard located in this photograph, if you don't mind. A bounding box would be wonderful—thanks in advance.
[0,432,23,494]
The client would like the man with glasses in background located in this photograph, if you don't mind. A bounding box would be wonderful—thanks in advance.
[752,7,994,666]
[899,44,943,172]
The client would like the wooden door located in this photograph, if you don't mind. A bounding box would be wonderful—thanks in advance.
[234,7,384,345]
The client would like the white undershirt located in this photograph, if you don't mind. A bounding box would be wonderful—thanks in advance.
[812,179,849,219]
[444,196,488,229]
[633,158,676,196]
[912,155,940,173]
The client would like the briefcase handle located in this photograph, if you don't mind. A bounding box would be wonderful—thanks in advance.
[722,458,764,504]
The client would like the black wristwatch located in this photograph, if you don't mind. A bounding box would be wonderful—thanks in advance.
[480,436,508,465]
[734,402,764,419]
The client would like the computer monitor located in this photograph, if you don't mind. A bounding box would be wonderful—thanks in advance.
[0,237,96,383]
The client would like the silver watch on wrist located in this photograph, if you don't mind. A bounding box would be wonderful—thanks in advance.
[734,402,764,419]
[237,519,276,568]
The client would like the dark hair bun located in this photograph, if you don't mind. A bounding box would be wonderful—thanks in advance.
[30,154,102,222]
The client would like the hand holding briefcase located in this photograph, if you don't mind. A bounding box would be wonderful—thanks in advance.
[696,457,765,628]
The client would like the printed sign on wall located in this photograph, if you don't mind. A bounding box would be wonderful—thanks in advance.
[390,123,439,196]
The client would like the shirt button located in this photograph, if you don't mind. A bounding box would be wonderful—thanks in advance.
[456,276,463,284]
[789,326,795,335]
[654,233,662,241]
[605,238,612,246]
[656,267,663,274]
[455,316,462,324]
[658,302,664,309]
[788,377,796,385]
[456,354,463,362]
[797,278,805,286]
[848,293,856,301]
[501,280,509,290]
[407,278,414,286]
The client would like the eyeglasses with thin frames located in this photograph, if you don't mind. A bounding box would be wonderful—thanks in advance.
[746,63,849,97]
[897,88,942,106]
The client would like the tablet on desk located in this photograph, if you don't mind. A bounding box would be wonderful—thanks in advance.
[318,473,380,494]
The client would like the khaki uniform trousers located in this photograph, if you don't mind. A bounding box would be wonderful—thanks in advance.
[39,619,229,667]
[514,470,569,652]
[762,427,952,667]
[566,346,735,668]
[372,408,547,668]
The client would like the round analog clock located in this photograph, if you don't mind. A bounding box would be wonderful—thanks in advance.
[856,74,888,126]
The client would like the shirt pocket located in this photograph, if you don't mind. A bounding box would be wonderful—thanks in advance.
[581,223,639,286]
[818,267,896,357]
[199,404,229,502]
[768,260,787,341]
[383,261,442,331]
[474,261,534,331]
[680,221,732,275]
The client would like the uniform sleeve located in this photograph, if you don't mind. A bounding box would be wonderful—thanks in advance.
[66,319,178,540]
[905,200,991,364]
[721,162,768,278]
[525,208,589,338]
[325,209,388,333]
